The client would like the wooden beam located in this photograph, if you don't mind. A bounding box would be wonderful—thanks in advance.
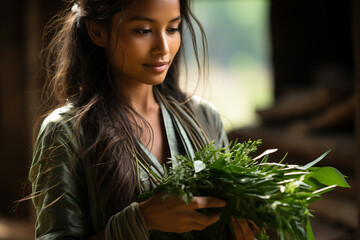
[0,0,29,217]
[352,0,360,238]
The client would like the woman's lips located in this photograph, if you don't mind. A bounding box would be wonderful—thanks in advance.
[144,62,169,72]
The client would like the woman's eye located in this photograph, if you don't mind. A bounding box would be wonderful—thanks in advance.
[167,28,180,34]
[135,29,152,34]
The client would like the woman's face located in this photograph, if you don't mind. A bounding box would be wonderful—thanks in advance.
[107,0,182,88]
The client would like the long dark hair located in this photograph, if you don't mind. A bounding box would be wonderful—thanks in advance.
[40,0,208,217]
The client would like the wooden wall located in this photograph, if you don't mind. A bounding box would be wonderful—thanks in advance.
[0,0,30,218]
[352,1,360,238]
[0,0,64,219]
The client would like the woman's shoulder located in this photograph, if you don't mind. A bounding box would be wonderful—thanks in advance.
[36,104,78,145]
[40,104,76,131]
[31,104,81,181]
[189,95,221,122]
[188,95,228,148]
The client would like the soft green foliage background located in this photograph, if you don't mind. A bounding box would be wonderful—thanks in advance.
[181,0,273,130]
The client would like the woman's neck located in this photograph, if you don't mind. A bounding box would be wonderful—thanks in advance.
[117,81,159,116]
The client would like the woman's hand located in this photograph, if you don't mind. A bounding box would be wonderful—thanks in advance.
[138,193,226,233]
[232,218,260,240]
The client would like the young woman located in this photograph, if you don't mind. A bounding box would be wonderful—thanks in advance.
[29,0,258,239]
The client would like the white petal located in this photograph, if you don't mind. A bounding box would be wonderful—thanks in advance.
[194,160,206,173]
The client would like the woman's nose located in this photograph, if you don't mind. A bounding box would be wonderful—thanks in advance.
[151,32,170,56]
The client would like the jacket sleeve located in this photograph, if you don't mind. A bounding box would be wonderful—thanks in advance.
[29,114,93,240]
[30,109,149,240]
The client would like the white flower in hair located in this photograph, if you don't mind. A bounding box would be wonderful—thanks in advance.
[71,3,81,15]
[71,3,82,27]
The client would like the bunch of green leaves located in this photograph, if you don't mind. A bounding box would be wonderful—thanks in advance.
[139,140,350,240]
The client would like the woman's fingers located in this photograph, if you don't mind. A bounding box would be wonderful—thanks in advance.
[140,192,261,238]
[189,196,226,209]
[139,194,225,233]
[232,218,245,240]
[190,211,221,226]
[239,219,255,240]
[247,219,261,234]
[140,193,260,238]
[232,218,257,240]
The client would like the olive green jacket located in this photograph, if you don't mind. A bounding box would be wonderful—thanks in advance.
[29,96,228,239]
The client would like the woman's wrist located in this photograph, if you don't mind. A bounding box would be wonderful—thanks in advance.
[105,202,149,240]
[138,200,155,231]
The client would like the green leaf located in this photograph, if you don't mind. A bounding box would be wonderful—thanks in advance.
[310,167,350,188]
[210,158,227,170]
[303,150,331,169]
[305,218,315,240]
[304,177,326,190]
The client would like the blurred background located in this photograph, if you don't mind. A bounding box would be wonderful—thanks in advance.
[0,0,358,239]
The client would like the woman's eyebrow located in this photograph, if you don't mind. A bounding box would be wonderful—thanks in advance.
[128,15,182,23]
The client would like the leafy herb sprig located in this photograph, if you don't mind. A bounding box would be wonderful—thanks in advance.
[140,140,350,240]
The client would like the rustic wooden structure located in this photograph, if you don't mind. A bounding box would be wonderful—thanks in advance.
[353,0,360,239]
[229,0,358,239]
[0,0,358,239]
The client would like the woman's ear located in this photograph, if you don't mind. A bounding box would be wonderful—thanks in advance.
[85,20,108,48]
